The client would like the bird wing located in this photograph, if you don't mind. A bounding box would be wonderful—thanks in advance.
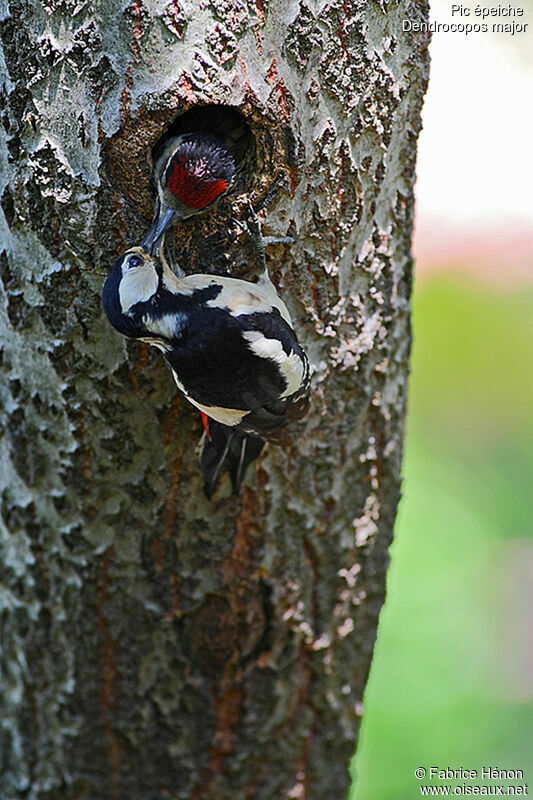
[164,271,295,326]
[145,269,310,434]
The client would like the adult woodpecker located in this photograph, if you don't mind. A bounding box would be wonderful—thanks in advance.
[144,133,236,250]
[101,221,310,496]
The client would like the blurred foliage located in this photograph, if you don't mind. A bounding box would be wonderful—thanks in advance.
[350,273,533,799]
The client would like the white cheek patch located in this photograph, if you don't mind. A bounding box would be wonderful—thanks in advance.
[242,331,305,397]
[119,266,159,313]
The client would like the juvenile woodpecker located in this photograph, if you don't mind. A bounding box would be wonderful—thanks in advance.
[101,230,310,496]
[143,133,236,251]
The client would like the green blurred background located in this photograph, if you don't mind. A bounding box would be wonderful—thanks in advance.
[350,275,533,798]
[349,6,533,792]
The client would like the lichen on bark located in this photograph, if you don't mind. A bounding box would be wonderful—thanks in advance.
[0,0,429,798]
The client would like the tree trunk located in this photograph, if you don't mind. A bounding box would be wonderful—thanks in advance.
[0,1,429,798]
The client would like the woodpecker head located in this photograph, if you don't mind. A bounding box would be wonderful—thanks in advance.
[102,246,161,338]
[143,134,236,254]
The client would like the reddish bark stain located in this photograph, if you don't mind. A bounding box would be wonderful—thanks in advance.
[165,571,182,621]
[166,1,185,38]
[125,65,134,89]
[222,487,261,586]
[267,56,277,85]
[130,343,152,394]
[309,272,321,313]
[189,686,244,800]
[151,533,165,573]
[96,548,122,799]
[189,488,264,798]
[130,0,143,61]
[240,57,253,97]
[290,651,314,798]
[248,649,314,799]
[274,78,291,122]
[120,66,134,121]
[254,0,265,25]
[253,27,264,60]
[212,686,243,757]
[337,0,351,52]
[178,73,197,103]
[212,24,234,65]
[120,84,131,120]
[287,164,299,196]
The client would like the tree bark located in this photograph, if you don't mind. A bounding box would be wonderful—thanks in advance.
[0,1,429,798]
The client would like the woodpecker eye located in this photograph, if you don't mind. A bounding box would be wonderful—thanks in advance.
[128,255,144,269]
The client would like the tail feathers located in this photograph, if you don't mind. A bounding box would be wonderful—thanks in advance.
[201,421,265,498]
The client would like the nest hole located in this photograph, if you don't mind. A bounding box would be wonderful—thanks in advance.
[151,105,255,175]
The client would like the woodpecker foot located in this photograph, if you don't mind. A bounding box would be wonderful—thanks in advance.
[234,201,294,281]
[232,203,265,272]
[243,201,294,250]
[263,235,295,247]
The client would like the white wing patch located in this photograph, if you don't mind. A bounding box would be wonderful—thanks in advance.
[206,281,293,325]
[168,269,293,325]
[119,266,158,313]
[242,331,305,397]
[170,371,248,426]
[142,312,186,340]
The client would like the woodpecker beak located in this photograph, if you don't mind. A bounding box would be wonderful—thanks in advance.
[142,206,179,255]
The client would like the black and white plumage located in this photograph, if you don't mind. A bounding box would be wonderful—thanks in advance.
[143,133,236,252]
[102,244,310,496]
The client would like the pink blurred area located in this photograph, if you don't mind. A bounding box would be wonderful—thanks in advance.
[414,219,533,284]
[412,2,533,285]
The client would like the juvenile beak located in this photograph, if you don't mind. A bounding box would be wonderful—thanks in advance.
[141,206,179,255]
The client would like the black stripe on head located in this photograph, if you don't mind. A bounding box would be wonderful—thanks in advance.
[102,254,144,338]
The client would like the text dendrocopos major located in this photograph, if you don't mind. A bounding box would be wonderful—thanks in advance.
[143,133,236,252]
[101,215,310,496]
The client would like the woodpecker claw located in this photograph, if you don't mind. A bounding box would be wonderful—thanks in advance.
[245,200,262,239]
